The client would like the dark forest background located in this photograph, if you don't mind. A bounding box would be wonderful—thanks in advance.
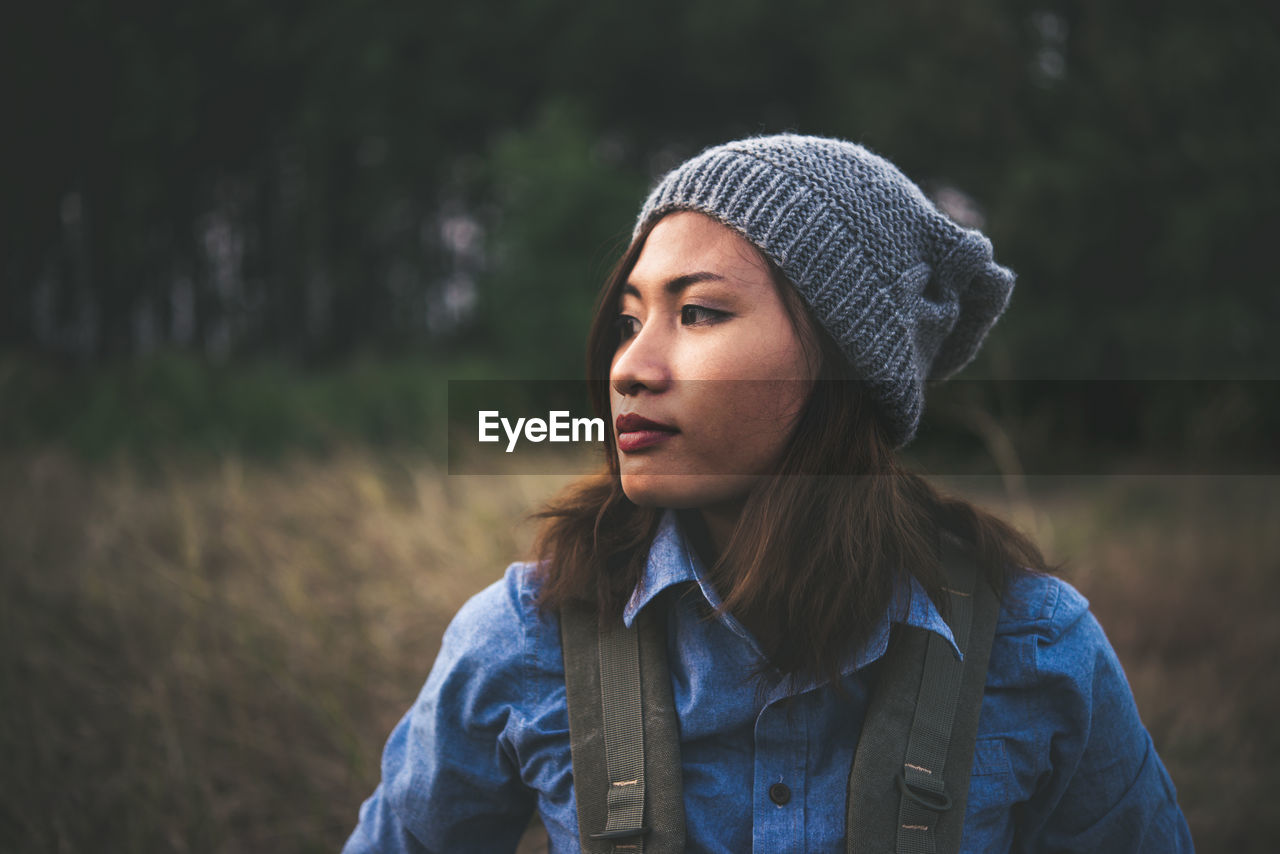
[3,0,1279,462]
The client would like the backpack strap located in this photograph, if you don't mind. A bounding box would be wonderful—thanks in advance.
[561,598,686,853]
[845,532,1001,854]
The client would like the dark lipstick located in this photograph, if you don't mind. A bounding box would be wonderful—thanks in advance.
[615,413,678,452]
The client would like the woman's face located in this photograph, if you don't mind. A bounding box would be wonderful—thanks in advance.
[610,211,818,512]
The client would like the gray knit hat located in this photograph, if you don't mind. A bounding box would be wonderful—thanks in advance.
[633,134,1014,448]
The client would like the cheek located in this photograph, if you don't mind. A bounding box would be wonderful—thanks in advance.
[667,380,805,479]
[698,316,813,384]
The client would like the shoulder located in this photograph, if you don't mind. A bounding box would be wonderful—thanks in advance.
[985,568,1122,725]
[428,561,566,719]
[445,560,553,646]
[980,578,1193,848]
[995,568,1092,644]
[989,569,1109,684]
[984,568,1156,784]
[440,560,564,673]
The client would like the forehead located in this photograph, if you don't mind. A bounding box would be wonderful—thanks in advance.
[629,211,770,288]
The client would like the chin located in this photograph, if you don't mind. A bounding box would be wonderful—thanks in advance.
[619,472,759,509]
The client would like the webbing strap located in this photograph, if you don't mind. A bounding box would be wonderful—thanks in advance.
[561,600,686,854]
[595,618,647,851]
[847,532,1001,854]
[893,539,978,854]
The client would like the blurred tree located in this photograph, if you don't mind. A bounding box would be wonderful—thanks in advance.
[2,0,1276,384]
[469,100,644,378]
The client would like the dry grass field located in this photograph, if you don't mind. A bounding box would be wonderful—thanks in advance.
[1,449,1275,852]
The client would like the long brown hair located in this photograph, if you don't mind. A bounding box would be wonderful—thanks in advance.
[532,216,1051,685]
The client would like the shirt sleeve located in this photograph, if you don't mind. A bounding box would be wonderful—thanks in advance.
[1018,580,1194,853]
[342,564,537,854]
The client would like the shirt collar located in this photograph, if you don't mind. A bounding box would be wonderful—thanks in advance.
[623,508,961,676]
[623,509,701,627]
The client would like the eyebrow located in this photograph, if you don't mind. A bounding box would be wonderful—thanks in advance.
[621,271,726,299]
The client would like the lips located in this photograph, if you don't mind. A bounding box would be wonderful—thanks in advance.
[615,412,678,453]
[615,413,676,433]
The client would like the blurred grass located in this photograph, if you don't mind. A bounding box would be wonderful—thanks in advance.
[0,450,1275,852]
[0,448,571,852]
[0,352,512,462]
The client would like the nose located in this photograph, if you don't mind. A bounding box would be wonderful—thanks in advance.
[610,320,673,397]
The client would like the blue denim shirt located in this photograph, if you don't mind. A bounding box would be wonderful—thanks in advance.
[344,510,1193,852]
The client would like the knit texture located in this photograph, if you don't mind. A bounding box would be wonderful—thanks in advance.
[633,134,1014,447]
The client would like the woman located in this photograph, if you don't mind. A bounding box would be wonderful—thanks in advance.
[344,135,1193,852]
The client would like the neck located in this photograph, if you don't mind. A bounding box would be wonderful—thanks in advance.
[703,510,737,556]
[678,501,742,569]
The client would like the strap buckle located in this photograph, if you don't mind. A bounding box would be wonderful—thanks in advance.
[896,770,953,812]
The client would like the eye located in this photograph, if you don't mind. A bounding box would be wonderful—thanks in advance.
[681,304,728,326]
[615,314,640,342]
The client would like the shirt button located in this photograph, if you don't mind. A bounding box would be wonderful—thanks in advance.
[768,782,792,805]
